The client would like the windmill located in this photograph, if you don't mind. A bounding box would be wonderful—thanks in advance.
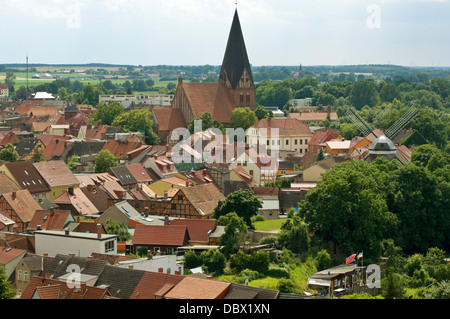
[345,106,419,162]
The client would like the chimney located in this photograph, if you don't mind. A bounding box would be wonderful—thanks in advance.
[87,184,94,193]
[69,253,75,258]
[65,228,69,236]
[164,215,169,226]
[68,187,74,195]
[164,190,168,198]
[185,180,189,187]
[97,223,102,239]
[11,191,16,199]
[158,268,163,273]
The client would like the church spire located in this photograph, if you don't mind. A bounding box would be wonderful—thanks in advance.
[219,9,254,90]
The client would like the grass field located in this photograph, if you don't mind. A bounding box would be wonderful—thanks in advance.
[253,218,290,232]
[0,71,179,95]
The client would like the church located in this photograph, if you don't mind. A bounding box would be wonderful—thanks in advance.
[153,9,256,145]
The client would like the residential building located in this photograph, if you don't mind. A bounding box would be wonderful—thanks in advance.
[33,160,80,201]
[144,155,178,179]
[0,246,26,282]
[308,130,337,154]
[98,94,174,108]
[0,190,43,232]
[52,187,100,217]
[163,276,231,299]
[0,161,51,200]
[34,226,118,257]
[161,183,225,220]
[0,83,9,97]
[228,149,277,185]
[131,224,190,255]
[247,118,313,156]
[129,270,184,299]
[27,209,74,232]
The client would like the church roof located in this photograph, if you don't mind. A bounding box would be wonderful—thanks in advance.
[220,9,253,89]
[181,82,234,124]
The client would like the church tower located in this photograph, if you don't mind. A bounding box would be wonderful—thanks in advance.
[219,9,256,111]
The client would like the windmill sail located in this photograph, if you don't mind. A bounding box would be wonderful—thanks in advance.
[384,107,419,139]
[345,108,377,138]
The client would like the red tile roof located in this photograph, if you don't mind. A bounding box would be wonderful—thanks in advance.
[164,276,231,299]
[102,139,144,159]
[169,219,217,243]
[179,81,234,124]
[33,160,79,187]
[27,209,72,231]
[2,190,43,223]
[132,224,189,246]
[0,246,26,264]
[130,271,184,299]
[250,118,312,137]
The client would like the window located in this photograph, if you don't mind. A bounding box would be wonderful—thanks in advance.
[249,170,254,176]
[286,140,289,145]
[104,240,115,253]
[246,94,250,103]
[300,139,303,145]
[24,271,28,281]
[171,204,176,210]
[239,94,244,104]
[178,195,183,201]
[295,139,298,145]
[18,270,22,281]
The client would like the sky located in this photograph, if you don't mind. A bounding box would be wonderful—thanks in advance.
[1,0,449,67]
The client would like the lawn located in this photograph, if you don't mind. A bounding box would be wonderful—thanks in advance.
[253,218,290,232]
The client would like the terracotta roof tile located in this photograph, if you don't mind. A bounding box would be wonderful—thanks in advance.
[132,224,189,246]
[180,183,226,217]
[250,118,312,137]
[2,161,51,194]
[180,82,234,124]
[33,160,80,187]
[130,271,184,299]
[27,209,72,231]
[2,190,43,223]
[170,219,217,243]
[164,276,231,299]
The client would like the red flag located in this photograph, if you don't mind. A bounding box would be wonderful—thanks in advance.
[346,254,356,264]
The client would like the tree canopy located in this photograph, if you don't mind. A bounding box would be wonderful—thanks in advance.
[94,150,118,173]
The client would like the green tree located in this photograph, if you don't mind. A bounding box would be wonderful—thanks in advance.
[112,108,160,145]
[421,280,450,299]
[200,249,226,275]
[277,216,310,254]
[0,143,19,162]
[299,160,398,261]
[89,101,124,125]
[67,155,79,171]
[255,105,269,120]
[349,79,380,109]
[94,150,118,173]
[31,148,44,163]
[229,107,258,131]
[390,164,450,253]
[0,265,15,299]
[411,144,447,170]
[213,189,262,228]
[217,212,248,255]
[184,250,202,269]
[105,219,132,242]
[187,112,225,134]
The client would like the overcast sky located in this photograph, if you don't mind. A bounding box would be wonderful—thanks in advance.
[1,0,449,67]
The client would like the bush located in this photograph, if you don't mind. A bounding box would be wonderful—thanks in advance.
[266,266,290,278]
[239,269,264,283]
[315,249,332,271]
[277,278,296,293]
[184,250,203,269]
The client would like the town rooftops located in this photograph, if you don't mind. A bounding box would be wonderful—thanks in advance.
[164,275,231,299]
[1,161,51,194]
[33,160,79,187]
[132,224,189,247]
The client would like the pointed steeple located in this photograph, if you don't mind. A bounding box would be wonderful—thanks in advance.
[219,9,254,90]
